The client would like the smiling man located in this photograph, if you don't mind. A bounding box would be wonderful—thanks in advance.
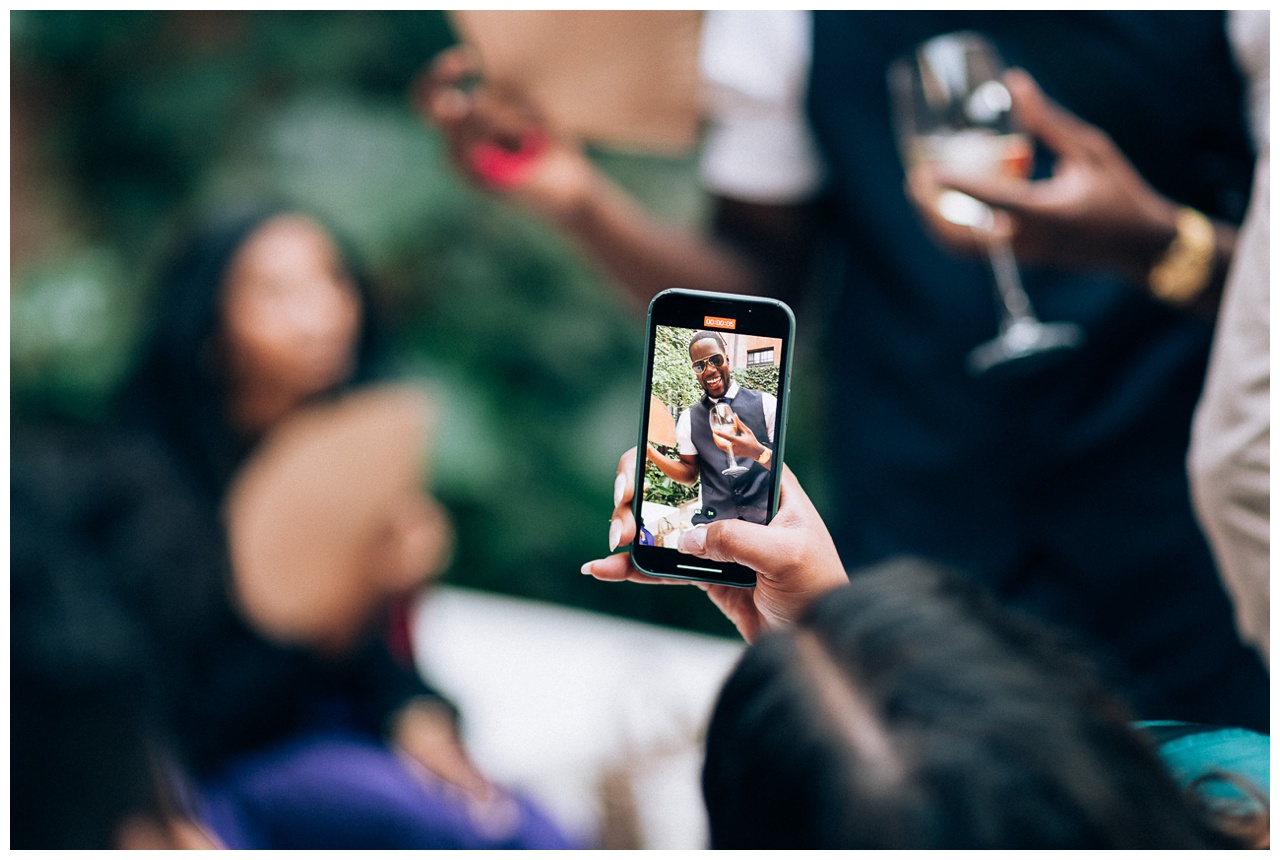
[647,330,777,525]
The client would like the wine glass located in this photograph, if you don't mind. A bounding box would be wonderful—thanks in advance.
[889,31,1084,374]
[711,402,750,477]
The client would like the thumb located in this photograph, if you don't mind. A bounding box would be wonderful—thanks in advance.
[679,518,786,573]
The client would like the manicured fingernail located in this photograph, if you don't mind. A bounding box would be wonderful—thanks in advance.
[613,473,626,508]
[678,527,706,556]
[580,561,594,575]
[608,519,622,553]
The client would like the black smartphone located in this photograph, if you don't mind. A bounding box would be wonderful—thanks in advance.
[632,288,795,587]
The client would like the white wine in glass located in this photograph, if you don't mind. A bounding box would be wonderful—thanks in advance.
[890,32,1084,373]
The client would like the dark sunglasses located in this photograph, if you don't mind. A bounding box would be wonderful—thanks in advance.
[692,353,727,374]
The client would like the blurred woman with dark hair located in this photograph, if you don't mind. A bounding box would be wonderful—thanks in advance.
[110,203,573,848]
[122,203,380,497]
[703,560,1269,849]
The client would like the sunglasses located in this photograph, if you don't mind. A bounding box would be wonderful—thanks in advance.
[692,353,727,374]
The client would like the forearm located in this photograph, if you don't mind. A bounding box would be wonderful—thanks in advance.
[552,171,763,309]
[646,445,699,486]
[419,48,807,310]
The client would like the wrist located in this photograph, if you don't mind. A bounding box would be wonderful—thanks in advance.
[1147,206,1217,306]
[533,152,609,229]
[755,448,772,467]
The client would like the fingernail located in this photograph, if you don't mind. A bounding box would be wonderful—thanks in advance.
[678,527,706,556]
[580,561,594,575]
[608,519,622,553]
[613,473,626,508]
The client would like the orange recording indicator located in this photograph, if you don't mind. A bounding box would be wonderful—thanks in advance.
[704,315,737,330]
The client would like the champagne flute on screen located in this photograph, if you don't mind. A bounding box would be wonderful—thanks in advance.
[889,31,1084,374]
[711,402,750,478]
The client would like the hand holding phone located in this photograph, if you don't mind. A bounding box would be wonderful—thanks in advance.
[581,448,848,642]
[630,289,795,586]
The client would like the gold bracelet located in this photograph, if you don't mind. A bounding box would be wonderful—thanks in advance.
[1148,206,1216,305]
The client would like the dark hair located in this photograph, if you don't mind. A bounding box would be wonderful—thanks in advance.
[688,330,728,355]
[119,201,383,497]
[702,558,1252,849]
[10,421,228,847]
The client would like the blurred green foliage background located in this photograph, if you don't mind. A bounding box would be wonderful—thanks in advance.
[11,10,824,637]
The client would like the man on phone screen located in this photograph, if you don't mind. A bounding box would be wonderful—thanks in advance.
[647,331,776,524]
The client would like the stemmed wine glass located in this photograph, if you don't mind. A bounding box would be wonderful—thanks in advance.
[889,31,1084,373]
[711,402,750,477]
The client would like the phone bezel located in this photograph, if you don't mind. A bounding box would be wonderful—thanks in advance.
[631,288,795,588]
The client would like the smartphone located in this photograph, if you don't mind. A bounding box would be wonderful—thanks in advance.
[632,288,795,587]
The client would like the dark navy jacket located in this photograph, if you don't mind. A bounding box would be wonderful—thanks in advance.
[803,11,1265,729]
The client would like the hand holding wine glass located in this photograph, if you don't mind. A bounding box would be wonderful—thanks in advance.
[890,32,1084,373]
[711,401,751,477]
[711,413,766,463]
[907,68,1204,301]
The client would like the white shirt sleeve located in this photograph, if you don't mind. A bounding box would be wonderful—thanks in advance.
[675,408,696,456]
[1228,9,1269,153]
[761,391,777,445]
[698,9,826,204]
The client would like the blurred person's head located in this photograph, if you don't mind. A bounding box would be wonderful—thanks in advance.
[702,558,1260,849]
[689,330,731,398]
[11,421,227,849]
[123,202,381,495]
[220,213,363,426]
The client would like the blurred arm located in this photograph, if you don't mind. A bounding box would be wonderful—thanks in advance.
[414,45,820,311]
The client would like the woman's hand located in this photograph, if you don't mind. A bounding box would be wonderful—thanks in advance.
[391,697,494,802]
[582,448,848,642]
[412,45,602,226]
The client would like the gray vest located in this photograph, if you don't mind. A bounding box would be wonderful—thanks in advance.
[689,387,772,525]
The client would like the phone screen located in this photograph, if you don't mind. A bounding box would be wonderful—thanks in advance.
[632,289,794,587]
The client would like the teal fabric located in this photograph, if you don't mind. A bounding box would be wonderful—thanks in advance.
[1140,720,1269,807]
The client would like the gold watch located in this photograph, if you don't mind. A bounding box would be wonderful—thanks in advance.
[1148,206,1216,305]
[756,448,772,466]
